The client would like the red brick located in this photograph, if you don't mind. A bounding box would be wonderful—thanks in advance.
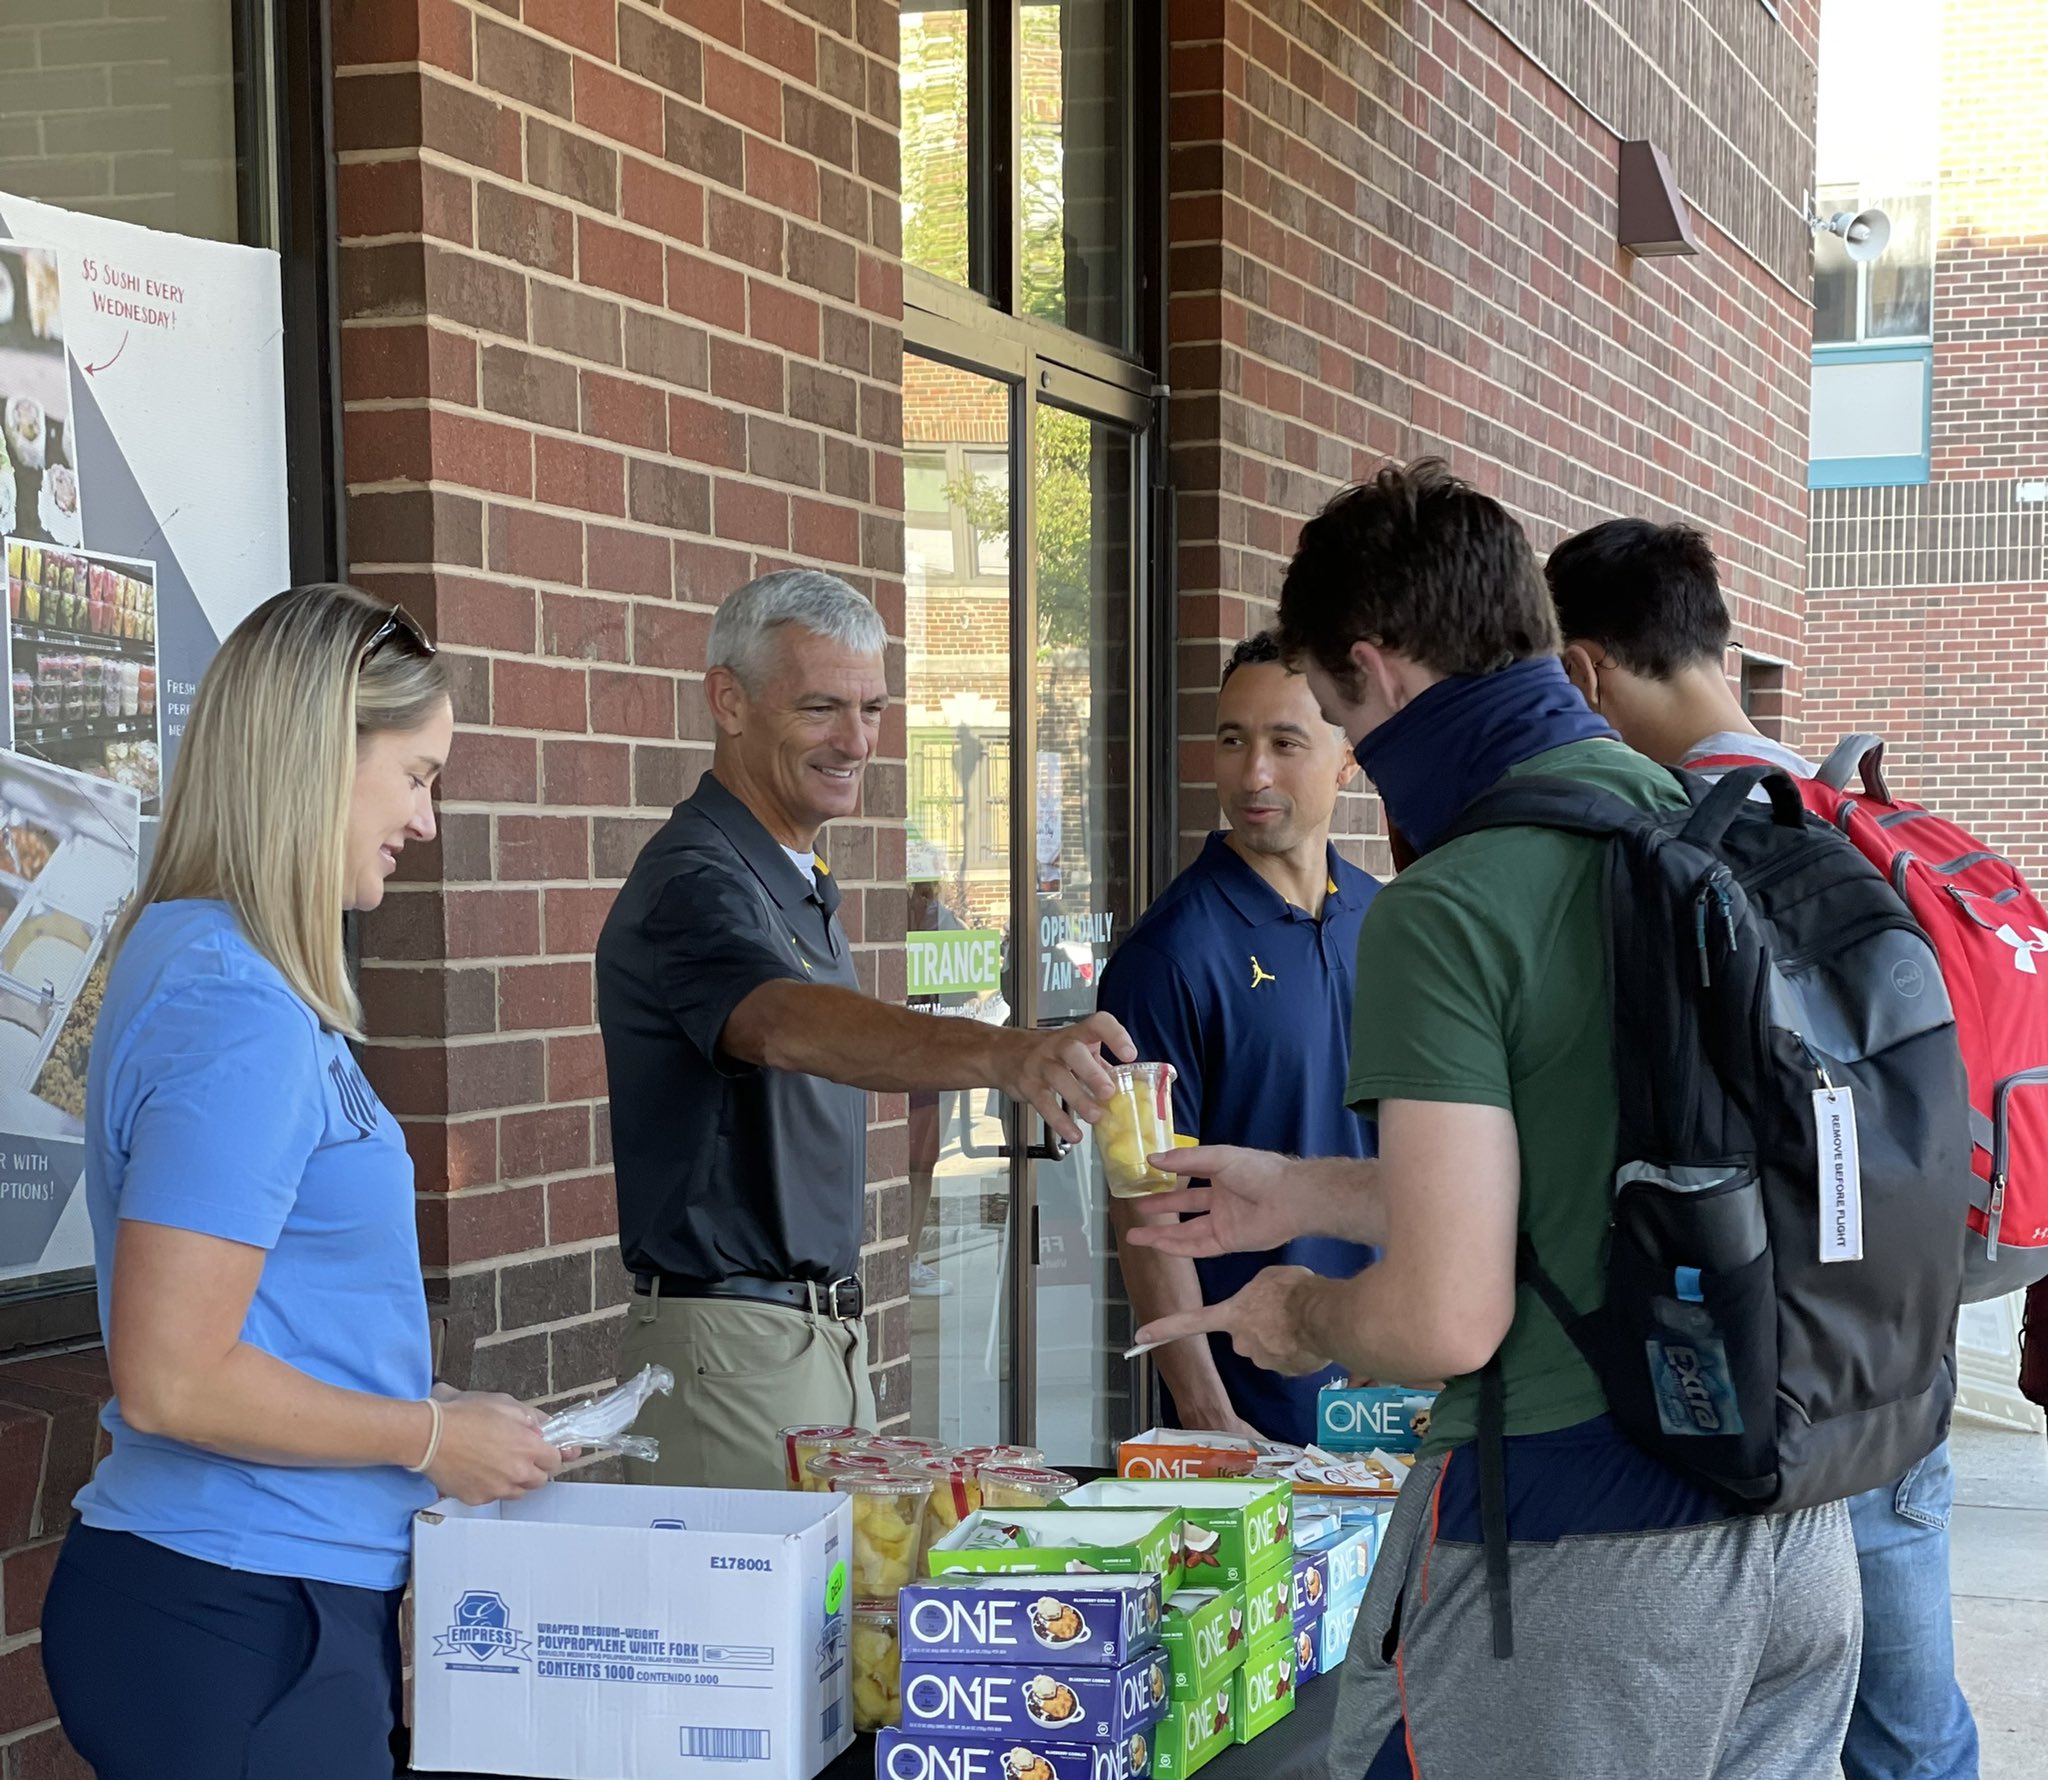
[445,888,544,960]
[587,525,674,598]
[527,0,618,58]
[442,732,539,804]
[535,435,629,517]
[430,1183,548,1267]
[432,411,534,498]
[338,159,425,238]
[622,156,705,245]
[494,658,589,733]
[0,1404,44,1549]
[793,495,861,564]
[476,183,575,276]
[591,667,678,737]
[0,1638,56,1738]
[487,505,584,586]
[633,601,711,669]
[580,370,668,451]
[448,1117,501,1192]
[744,0,817,82]
[673,537,754,598]
[7,1721,93,1780]
[550,1033,613,1102]
[748,280,820,355]
[544,740,633,807]
[546,885,622,952]
[709,335,784,409]
[707,191,783,273]
[433,575,537,653]
[502,1104,594,1176]
[420,72,523,176]
[714,477,790,547]
[542,590,632,662]
[333,0,420,63]
[574,58,665,154]
[667,0,745,52]
[667,391,748,468]
[703,43,784,137]
[578,217,665,304]
[500,961,596,1031]
[666,247,748,330]
[498,814,593,881]
[4,1535,63,1637]
[548,1171,621,1243]
[745,137,820,220]
[343,405,433,484]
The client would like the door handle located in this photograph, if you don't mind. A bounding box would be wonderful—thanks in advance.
[958,1104,1072,1163]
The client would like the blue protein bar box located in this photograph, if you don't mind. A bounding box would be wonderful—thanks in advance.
[899,1649,1172,1743]
[898,1576,1163,1668]
[876,1728,1155,1780]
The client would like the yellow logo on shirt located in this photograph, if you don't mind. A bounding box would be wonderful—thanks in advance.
[1249,956,1276,989]
[790,935,813,973]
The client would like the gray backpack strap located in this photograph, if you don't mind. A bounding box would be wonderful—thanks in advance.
[1814,734,1892,801]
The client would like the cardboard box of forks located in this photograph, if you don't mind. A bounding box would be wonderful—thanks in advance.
[411,1483,853,1780]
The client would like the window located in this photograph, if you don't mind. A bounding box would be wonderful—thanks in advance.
[1809,2,1939,489]
[902,1,1136,356]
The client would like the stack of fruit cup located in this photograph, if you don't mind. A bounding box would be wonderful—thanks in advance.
[975,1465,1080,1511]
[851,1608,904,1733]
[780,1423,869,1489]
[847,1472,935,1606]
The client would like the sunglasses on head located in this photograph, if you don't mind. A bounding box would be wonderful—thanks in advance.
[360,602,436,663]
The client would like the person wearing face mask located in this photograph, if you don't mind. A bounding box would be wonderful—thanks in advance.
[597,571,1133,1488]
[37,585,569,1780]
[1096,632,1379,1445]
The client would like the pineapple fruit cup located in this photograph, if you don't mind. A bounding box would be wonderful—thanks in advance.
[851,1609,903,1731]
[849,1474,933,1604]
[914,1458,985,1569]
[954,1444,1043,1469]
[977,1464,1079,1509]
[806,1450,896,1492]
[1098,1063,1179,1197]
[781,1423,869,1488]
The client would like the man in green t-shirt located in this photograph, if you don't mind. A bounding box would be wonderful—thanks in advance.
[1128,463,1860,1779]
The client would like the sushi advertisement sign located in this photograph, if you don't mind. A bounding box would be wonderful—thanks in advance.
[0,191,288,1285]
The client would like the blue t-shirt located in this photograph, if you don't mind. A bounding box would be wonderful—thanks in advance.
[73,900,432,1589]
[1097,834,1380,1444]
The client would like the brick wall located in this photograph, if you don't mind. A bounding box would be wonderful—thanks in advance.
[1164,0,1817,873]
[1803,0,2048,872]
[329,0,909,1413]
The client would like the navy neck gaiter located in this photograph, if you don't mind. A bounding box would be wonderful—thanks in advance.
[1355,654,1619,855]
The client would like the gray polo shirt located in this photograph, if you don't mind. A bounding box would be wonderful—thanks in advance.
[596,772,866,1284]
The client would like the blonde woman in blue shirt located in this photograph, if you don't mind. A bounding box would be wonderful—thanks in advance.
[39,584,567,1779]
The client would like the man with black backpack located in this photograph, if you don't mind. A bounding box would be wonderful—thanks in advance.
[1127,462,1970,1779]
[1545,517,1991,1780]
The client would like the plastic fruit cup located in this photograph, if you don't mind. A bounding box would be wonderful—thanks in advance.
[848,1474,934,1605]
[864,1435,949,1463]
[781,1424,869,1489]
[805,1450,896,1494]
[912,1457,984,1567]
[1098,1063,1178,1197]
[851,1609,903,1732]
[976,1464,1079,1509]
[953,1444,1044,1469]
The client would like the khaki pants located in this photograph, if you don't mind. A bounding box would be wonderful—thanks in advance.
[618,1286,876,1490]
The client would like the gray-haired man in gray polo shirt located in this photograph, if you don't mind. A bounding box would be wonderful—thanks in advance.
[597,571,1133,1488]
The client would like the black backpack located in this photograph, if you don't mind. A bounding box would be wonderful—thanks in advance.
[1445,766,1971,1657]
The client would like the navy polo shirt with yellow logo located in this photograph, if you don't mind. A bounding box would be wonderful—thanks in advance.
[1096,831,1380,1444]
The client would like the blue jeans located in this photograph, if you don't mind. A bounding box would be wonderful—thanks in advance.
[1841,1440,1979,1780]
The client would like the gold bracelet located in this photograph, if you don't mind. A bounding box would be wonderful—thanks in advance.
[406,1395,445,1475]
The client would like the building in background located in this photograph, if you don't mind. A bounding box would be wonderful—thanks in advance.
[1802,0,2048,881]
[0,3,1826,1765]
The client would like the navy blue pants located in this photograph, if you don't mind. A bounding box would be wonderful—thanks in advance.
[41,1522,404,1779]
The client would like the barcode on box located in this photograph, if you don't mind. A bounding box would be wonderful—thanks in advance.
[682,1728,770,1762]
[820,1700,844,1743]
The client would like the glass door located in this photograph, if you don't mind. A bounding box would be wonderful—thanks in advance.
[903,352,1020,1445]
[1025,394,1143,1466]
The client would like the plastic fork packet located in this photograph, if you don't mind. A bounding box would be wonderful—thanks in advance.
[539,1363,675,1461]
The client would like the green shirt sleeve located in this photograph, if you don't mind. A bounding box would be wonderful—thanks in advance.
[1346,873,1517,1113]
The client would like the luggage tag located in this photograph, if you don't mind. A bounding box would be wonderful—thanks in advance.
[1814,1085,1863,1263]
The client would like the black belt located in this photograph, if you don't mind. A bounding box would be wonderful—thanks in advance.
[631,1271,864,1321]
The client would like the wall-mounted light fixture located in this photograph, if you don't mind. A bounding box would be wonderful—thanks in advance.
[1617,140,1702,256]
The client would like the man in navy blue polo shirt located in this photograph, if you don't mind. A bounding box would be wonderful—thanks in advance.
[1097,633,1379,1444]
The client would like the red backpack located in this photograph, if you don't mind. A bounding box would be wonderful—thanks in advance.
[1692,734,2048,1292]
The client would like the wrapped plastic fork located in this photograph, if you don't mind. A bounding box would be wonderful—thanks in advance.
[540,1363,675,1462]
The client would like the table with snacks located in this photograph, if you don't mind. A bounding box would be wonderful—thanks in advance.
[410,1417,1413,1780]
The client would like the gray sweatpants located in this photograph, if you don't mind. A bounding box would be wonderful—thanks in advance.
[1328,1452,1862,1780]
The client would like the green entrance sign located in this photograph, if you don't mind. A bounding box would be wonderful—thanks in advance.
[906,928,1004,998]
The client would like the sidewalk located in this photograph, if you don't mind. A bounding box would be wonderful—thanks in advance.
[1950,1420,2048,1779]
